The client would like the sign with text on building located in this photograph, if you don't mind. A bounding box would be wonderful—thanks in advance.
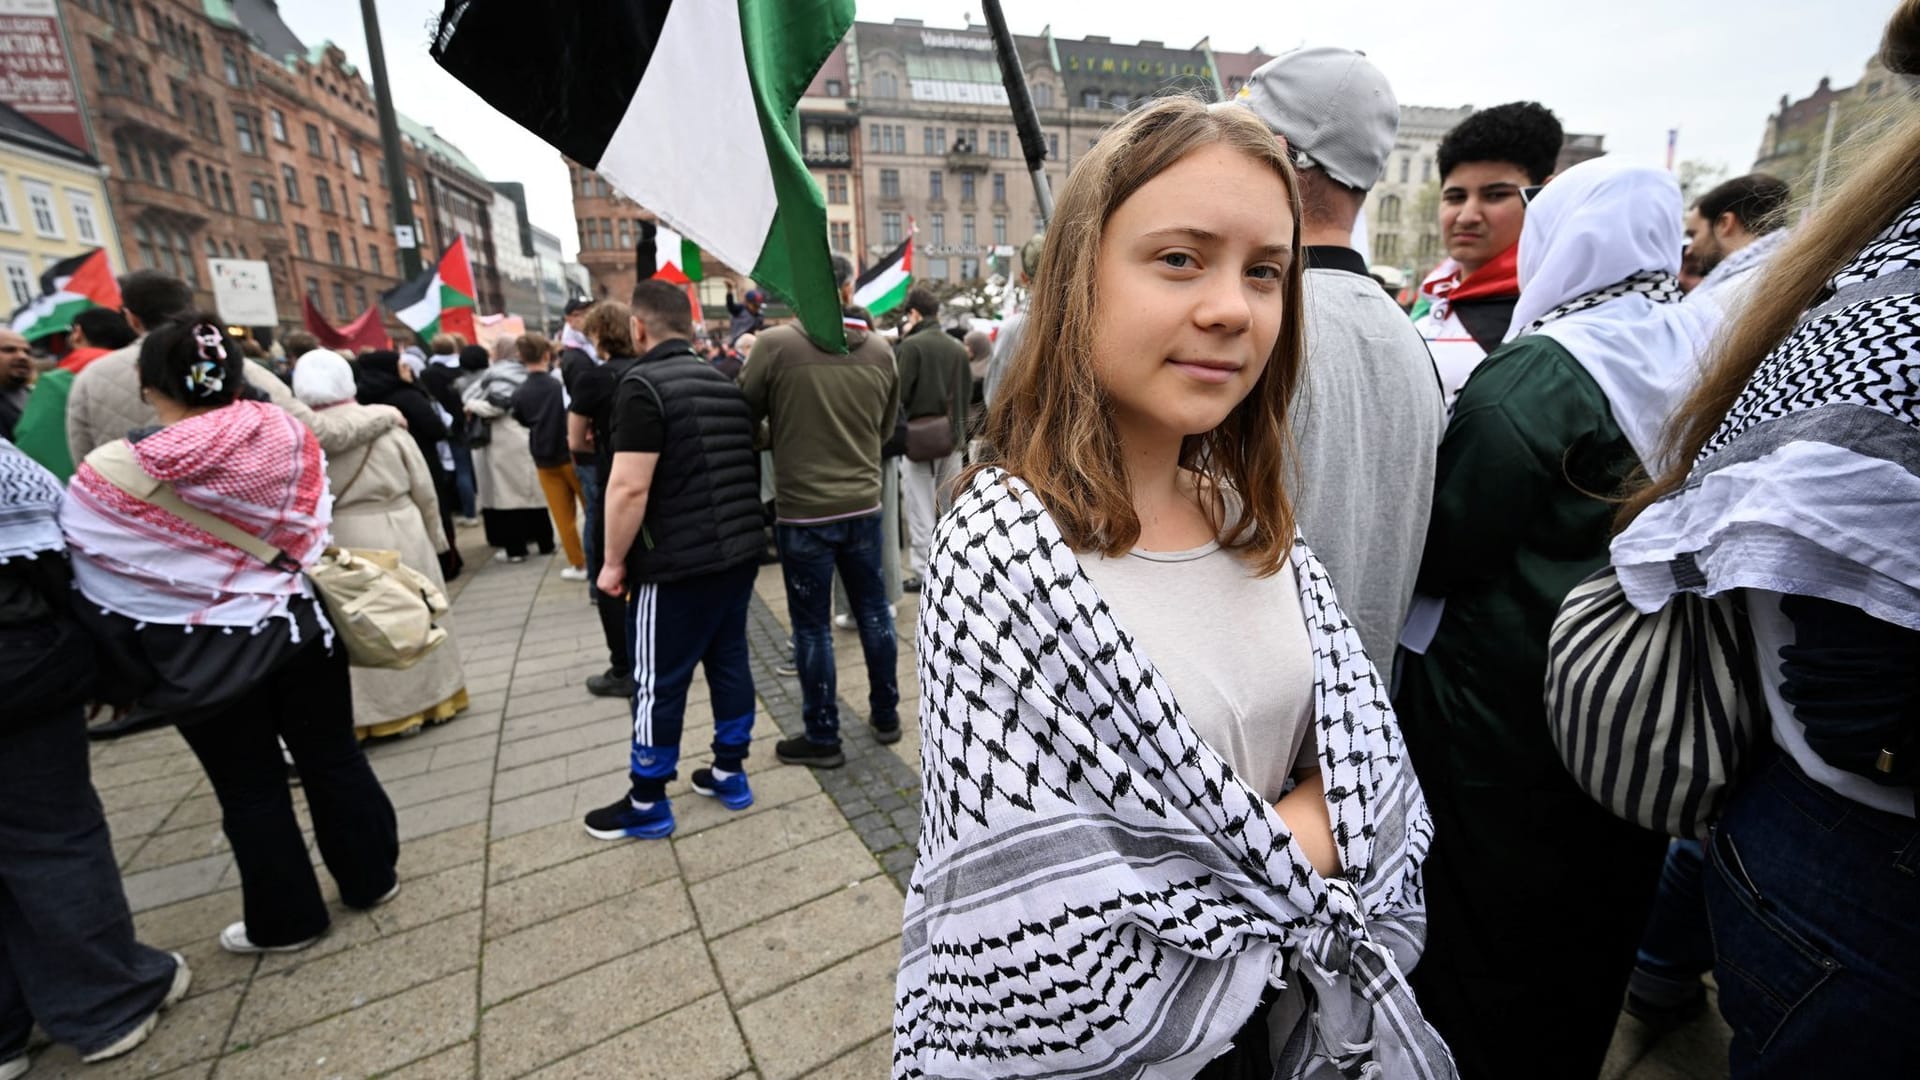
[208,259,279,327]
[393,224,418,249]
[912,80,1010,106]
[0,0,88,154]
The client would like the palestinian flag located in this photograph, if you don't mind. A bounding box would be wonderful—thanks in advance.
[853,237,912,317]
[431,0,854,352]
[381,237,477,342]
[8,249,120,341]
[652,222,703,285]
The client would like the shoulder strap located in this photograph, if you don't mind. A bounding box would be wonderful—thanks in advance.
[336,441,378,498]
[86,441,300,572]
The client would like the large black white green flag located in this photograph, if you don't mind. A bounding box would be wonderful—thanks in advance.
[431,0,854,351]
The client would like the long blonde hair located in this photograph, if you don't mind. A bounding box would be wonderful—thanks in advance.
[1621,1,1920,528]
[978,96,1306,576]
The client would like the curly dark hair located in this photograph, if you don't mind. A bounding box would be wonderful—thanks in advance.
[1437,101,1564,185]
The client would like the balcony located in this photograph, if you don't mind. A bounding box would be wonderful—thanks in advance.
[945,148,989,173]
[803,147,853,168]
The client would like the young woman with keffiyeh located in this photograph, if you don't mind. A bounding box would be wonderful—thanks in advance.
[1609,4,1920,1072]
[1391,158,1725,1078]
[896,96,1453,1079]
[58,316,400,957]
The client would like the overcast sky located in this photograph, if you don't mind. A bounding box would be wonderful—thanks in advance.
[279,0,1897,263]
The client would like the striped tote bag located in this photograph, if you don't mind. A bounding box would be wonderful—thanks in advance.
[1545,567,1762,840]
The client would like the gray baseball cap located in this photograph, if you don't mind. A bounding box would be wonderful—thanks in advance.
[1237,46,1400,192]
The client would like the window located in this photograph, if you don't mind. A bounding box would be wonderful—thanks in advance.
[250,181,271,220]
[222,47,241,86]
[155,151,174,191]
[881,211,903,245]
[221,172,235,213]
[222,240,234,259]
[350,147,364,177]
[134,143,154,184]
[331,136,341,165]
[66,190,100,243]
[187,160,203,201]
[1380,194,1401,224]
[617,218,631,248]
[131,222,156,268]
[316,177,334,213]
[234,111,258,155]
[0,176,14,230]
[990,131,1010,158]
[826,173,848,204]
[1375,234,1399,261]
[826,79,843,97]
[994,214,1007,246]
[873,71,899,98]
[1111,93,1131,111]
[350,237,360,267]
[270,108,288,142]
[282,164,300,203]
[369,245,382,275]
[955,128,977,152]
[354,285,368,311]
[296,225,312,259]
[929,170,944,201]
[960,172,975,203]
[1082,89,1101,109]
[1421,157,1433,182]
[930,213,945,245]
[992,173,1006,204]
[358,195,373,226]
[1048,133,1060,160]
[879,169,899,199]
[924,257,949,281]
[1034,83,1054,109]
[407,176,419,201]
[829,221,851,252]
[923,126,937,156]
[868,124,878,153]
[305,276,319,302]
[306,124,323,156]
[327,231,343,264]
[962,214,975,245]
[1399,157,1410,184]
[1,252,32,308]
[23,181,59,238]
[960,256,979,281]
[332,282,349,319]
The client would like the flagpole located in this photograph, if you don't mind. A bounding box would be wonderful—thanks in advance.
[980,0,1055,226]
[362,0,423,282]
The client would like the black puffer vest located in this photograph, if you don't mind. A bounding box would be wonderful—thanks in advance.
[619,348,763,584]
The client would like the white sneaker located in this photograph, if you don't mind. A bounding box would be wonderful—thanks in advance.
[219,922,322,955]
[560,566,589,581]
[492,550,510,563]
[80,952,191,1063]
[369,881,401,908]
[457,517,481,528]
[0,1053,28,1080]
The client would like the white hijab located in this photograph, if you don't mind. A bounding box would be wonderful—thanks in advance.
[292,349,356,408]
[1505,157,1723,470]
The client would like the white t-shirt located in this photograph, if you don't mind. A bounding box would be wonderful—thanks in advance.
[1079,537,1317,802]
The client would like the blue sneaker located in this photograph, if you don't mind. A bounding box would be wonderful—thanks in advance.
[583,795,675,840]
[690,768,754,811]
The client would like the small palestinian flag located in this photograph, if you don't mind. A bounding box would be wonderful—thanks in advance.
[432,0,853,351]
[8,249,120,341]
[652,222,703,285]
[853,237,912,317]
[382,237,477,343]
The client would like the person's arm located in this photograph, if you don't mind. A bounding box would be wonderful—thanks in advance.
[1778,593,1920,785]
[246,359,402,455]
[725,287,743,317]
[740,337,772,425]
[896,338,922,412]
[1274,771,1341,877]
[596,450,658,598]
[567,411,594,455]
[466,395,506,419]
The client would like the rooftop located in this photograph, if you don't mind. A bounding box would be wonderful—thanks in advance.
[0,100,98,168]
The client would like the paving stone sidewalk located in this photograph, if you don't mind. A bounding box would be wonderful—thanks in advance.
[48,525,1727,1079]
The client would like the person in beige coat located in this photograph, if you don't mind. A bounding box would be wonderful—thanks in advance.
[293,350,469,740]
[66,271,398,465]
[461,347,553,563]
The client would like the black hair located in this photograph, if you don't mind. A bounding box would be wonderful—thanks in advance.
[630,278,695,337]
[117,270,195,330]
[905,287,941,319]
[457,344,490,372]
[138,313,244,407]
[1695,173,1793,235]
[71,306,136,350]
[1437,101,1564,185]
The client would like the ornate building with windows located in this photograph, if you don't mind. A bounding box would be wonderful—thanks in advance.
[0,102,124,316]
[45,0,503,343]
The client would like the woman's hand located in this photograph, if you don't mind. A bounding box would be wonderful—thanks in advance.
[1275,769,1342,878]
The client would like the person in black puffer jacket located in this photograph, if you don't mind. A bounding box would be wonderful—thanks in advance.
[356,349,462,580]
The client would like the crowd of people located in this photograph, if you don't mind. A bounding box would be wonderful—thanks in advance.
[3,1,1917,1075]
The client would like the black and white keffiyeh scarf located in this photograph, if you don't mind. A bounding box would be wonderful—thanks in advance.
[1512,269,1681,338]
[895,469,1454,1079]
[1613,195,1920,631]
[0,438,65,562]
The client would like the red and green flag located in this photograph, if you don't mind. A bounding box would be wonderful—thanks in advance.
[381,237,478,342]
[8,249,121,341]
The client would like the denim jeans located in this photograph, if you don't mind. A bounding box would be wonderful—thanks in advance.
[776,514,898,745]
[1705,750,1920,1077]
[449,442,478,519]
[0,707,177,1060]
[1629,839,1713,1008]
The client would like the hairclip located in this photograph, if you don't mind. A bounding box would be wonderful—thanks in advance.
[185,323,228,397]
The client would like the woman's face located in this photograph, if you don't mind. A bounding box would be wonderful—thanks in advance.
[1089,143,1292,448]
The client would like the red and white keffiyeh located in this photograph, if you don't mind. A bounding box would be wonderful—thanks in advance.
[61,399,332,627]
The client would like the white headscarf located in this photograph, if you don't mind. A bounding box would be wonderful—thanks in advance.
[1505,157,1723,469]
[292,349,356,408]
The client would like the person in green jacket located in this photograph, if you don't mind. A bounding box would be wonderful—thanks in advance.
[11,308,137,481]
[892,288,971,592]
[1394,157,1725,1079]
